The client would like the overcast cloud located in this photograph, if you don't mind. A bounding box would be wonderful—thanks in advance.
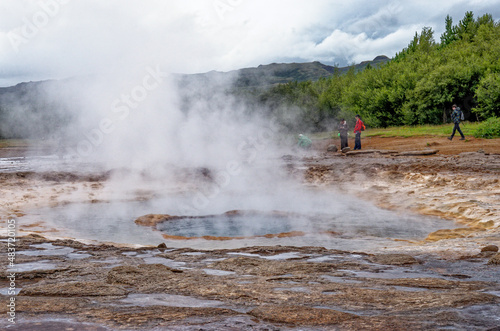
[0,0,499,86]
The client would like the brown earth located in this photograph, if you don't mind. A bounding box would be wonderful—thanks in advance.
[0,137,499,330]
[314,135,500,155]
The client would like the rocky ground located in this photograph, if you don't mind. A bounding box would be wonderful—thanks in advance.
[1,136,500,330]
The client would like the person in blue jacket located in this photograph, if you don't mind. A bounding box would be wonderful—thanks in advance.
[448,104,465,141]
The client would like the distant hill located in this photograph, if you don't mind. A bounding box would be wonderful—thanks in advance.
[176,55,391,88]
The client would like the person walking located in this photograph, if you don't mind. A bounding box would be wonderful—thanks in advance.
[338,119,349,151]
[353,114,365,150]
[448,104,465,141]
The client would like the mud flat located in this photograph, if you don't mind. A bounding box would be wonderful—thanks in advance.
[0,139,499,330]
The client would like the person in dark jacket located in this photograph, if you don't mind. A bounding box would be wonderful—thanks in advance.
[448,104,465,141]
[338,119,349,150]
[353,115,365,150]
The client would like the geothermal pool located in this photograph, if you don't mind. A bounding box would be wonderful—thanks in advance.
[3,154,460,250]
[22,194,459,251]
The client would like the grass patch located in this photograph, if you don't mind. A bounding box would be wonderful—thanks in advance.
[0,139,53,149]
[309,122,484,139]
[0,139,32,148]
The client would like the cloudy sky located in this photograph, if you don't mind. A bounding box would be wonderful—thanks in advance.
[0,0,499,86]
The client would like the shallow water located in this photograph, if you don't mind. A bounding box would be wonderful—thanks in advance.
[21,196,459,251]
[6,154,460,251]
[0,154,104,173]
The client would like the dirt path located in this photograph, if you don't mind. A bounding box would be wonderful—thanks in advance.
[313,135,500,155]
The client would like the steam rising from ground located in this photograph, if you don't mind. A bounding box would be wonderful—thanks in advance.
[39,65,298,216]
[53,68,280,171]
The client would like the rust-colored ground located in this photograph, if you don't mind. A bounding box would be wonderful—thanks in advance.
[314,135,500,155]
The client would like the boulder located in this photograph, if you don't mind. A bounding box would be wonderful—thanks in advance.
[327,144,338,152]
[341,147,351,153]
[481,245,499,253]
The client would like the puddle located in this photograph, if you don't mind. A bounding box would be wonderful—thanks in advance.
[142,256,186,268]
[0,155,105,173]
[422,259,500,282]
[307,255,347,263]
[392,285,429,292]
[339,266,446,280]
[119,293,226,308]
[322,275,363,284]
[0,287,22,295]
[8,260,58,272]
[17,243,92,259]
[0,156,30,172]
[313,305,381,317]
[262,252,305,260]
[227,252,261,258]
[66,252,92,259]
[122,249,188,268]
[457,304,500,326]
[20,243,74,255]
[202,269,236,276]
[227,252,304,260]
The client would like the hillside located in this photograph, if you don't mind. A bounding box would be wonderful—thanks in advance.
[176,55,390,88]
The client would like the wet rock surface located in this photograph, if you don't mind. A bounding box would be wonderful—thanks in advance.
[1,140,500,329]
[1,236,499,330]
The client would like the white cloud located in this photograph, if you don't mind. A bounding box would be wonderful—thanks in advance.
[0,0,499,86]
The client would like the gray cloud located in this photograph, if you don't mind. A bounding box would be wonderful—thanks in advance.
[0,0,499,86]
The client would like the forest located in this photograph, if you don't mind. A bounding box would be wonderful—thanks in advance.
[255,12,500,133]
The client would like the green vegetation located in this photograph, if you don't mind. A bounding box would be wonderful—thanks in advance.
[309,122,486,140]
[0,139,32,148]
[473,117,500,138]
[364,122,484,138]
[258,12,500,132]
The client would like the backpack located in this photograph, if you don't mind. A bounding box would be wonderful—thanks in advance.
[457,107,464,121]
[361,123,366,131]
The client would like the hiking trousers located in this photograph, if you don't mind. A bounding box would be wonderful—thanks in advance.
[451,123,465,139]
[340,134,348,149]
[354,132,361,150]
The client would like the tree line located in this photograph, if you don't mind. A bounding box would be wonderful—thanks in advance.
[255,12,500,132]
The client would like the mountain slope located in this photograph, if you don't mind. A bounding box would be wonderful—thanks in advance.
[176,55,390,88]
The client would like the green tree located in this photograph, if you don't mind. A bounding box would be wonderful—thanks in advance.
[474,71,500,119]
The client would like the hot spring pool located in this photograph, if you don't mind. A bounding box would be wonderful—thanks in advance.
[21,196,460,251]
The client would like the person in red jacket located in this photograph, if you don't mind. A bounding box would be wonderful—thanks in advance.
[353,114,365,150]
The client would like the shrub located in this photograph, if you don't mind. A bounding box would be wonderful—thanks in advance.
[473,117,500,138]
